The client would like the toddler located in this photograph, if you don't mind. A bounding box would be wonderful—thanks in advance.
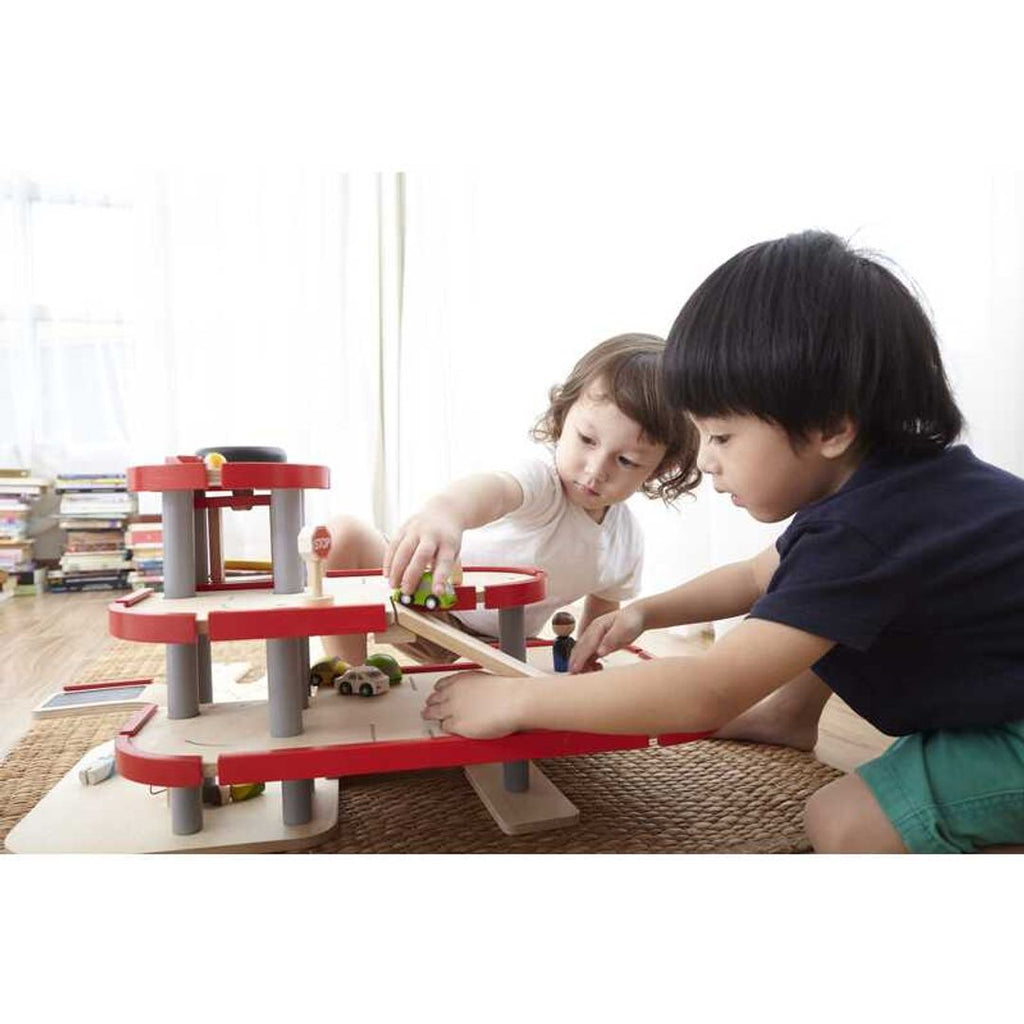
[323,333,699,665]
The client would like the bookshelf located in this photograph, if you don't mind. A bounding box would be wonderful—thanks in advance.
[0,470,54,597]
[49,472,137,593]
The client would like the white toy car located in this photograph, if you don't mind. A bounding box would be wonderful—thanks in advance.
[335,665,390,697]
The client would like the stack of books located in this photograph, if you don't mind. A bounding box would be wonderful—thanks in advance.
[126,515,164,590]
[0,470,52,593]
[48,472,136,592]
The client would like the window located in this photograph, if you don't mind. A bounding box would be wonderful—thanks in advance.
[0,175,133,469]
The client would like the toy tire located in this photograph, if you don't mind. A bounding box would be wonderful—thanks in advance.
[359,683,375,697]
[399,592,413,606]
[339,680,353,695]
[194,445,287,462]
[424,594,439,610]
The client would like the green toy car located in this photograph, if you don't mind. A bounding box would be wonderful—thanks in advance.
[392,570,457,612]
[365,653,403,685]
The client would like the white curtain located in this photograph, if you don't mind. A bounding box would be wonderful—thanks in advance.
[126,171,396,558]
[1,171,399,562]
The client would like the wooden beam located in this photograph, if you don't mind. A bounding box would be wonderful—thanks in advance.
[393,606,547,678]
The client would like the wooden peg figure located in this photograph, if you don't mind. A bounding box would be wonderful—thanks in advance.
[297,524,335,605]
[551,610,576,672]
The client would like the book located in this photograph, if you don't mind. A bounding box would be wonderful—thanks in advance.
[54,472,129,491]
[59,491,137,516]
[45,568,131,593]
[60,550,131,573]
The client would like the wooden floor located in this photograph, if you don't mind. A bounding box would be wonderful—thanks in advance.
[0,590,893,771]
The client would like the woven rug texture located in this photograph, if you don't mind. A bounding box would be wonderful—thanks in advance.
[1,638,843,854]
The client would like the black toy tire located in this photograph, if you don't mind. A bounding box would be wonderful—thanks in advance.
[194,446,287,463]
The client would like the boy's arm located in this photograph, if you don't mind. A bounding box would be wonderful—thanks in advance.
[424,616,833,738]
[385,472,523,596]
[570,544,780,667]
[635,544,779,630]
[579,594,618,637]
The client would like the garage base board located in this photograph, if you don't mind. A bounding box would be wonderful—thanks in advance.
[5,740,340,854]
[464,761,579,835]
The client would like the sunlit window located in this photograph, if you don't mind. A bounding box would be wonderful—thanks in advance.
[0,177,133,466]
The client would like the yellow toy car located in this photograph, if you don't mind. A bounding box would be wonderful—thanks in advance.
[309,656,349,691]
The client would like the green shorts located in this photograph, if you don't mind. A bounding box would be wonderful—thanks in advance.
[857,720,1024,853]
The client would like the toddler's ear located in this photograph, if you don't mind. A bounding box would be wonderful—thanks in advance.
[819,417,859,458]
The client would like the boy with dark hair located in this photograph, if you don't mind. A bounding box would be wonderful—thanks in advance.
[424,230,1024,854]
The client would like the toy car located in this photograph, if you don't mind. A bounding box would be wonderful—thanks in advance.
[392,570,457,611]
[335,665,390,697]
[309,656,349,690]
[365,652,403,685]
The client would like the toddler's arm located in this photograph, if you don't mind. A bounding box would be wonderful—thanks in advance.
[384,472,523,596]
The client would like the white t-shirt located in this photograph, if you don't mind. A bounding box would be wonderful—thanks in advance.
[452,458,644,638]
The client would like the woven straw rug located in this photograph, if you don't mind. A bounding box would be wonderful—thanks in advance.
[0,639,842,854]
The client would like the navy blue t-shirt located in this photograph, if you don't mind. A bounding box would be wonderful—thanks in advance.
[749,445,1024,735]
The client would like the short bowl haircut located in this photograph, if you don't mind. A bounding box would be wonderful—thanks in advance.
[664,230,964,455]
[532,333,701,502]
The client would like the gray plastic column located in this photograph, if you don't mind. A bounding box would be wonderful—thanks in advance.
[166,642,200,720]
[193,505,209,586]
[299,636,310,709]
[170,786,203,835]
[268,637,304,737]
[499,606,529,793]
[282,778,314,825]
[197,633,213,704]
[270,489,303,594]
[162,490,197,599]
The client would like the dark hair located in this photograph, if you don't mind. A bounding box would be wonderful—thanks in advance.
[532,333,700,502]
[664,230,964,455]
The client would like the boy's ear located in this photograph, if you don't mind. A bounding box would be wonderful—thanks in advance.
[818,417,858,459]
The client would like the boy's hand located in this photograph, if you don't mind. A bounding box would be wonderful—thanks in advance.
[569,604,645,672]
[422,671,525,739]
[383,500,463,597]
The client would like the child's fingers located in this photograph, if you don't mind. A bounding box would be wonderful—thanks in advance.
[568,631,601,672]
[421,695,449,720]
[401,538,440,596]
[432,542,459,594]
[386,532,419,590]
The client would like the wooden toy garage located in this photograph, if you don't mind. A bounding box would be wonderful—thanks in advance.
[5,453,706,854]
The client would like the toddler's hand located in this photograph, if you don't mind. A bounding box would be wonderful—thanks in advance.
[422,671,523,739]
[569,605,645,672]
[383,500,463,597]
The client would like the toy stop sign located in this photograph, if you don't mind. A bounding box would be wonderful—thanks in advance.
[311,525,332,560]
